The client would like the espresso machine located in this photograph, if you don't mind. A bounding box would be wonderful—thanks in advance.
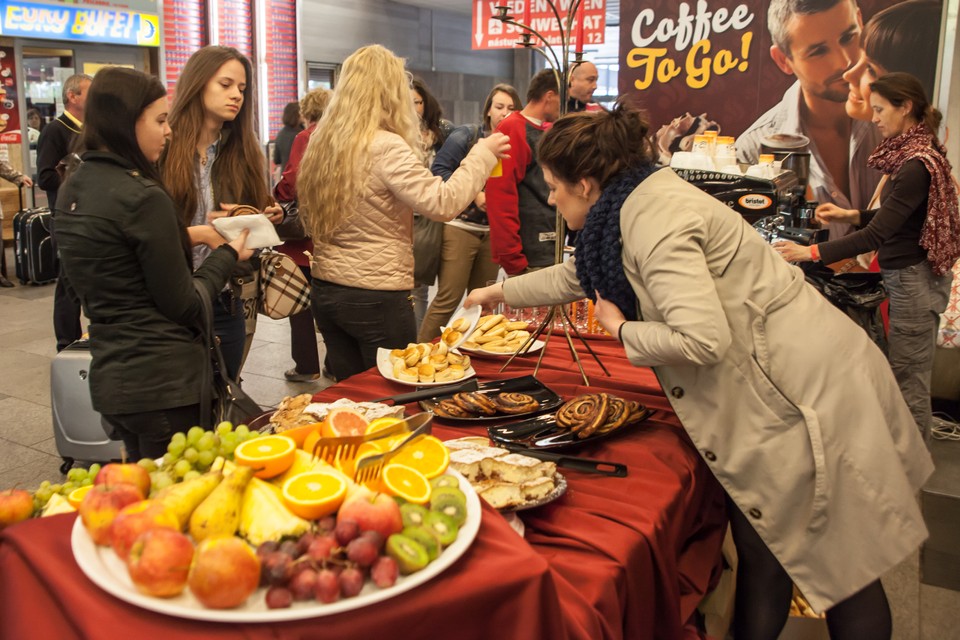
[674,147,827,246]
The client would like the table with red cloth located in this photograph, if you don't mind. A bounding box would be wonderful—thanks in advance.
[0,337,727,640]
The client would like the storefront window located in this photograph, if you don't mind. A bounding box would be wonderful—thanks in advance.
[306,62,338,90]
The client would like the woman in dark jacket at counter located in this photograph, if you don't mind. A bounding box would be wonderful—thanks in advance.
[776,72,960,441]
[54,67,252,460]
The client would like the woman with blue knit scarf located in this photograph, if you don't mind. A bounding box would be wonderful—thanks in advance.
[465,103,932,640]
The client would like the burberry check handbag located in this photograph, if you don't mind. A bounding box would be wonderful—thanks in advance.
[258,250,311,319]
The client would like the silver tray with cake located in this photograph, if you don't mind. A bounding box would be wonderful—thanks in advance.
[418,375,563,423]
[488,392,653,450]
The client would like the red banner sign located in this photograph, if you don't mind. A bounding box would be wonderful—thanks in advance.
[472,0,605,50]
[0,46,21,144]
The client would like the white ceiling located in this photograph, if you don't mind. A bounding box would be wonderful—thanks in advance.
[392,0,621,25]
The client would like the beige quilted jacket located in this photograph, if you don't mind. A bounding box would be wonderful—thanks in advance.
[310,130,496,290]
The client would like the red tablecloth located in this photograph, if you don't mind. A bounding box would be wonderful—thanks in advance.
[0,337,726,640]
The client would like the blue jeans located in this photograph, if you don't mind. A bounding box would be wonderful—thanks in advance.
[881,261,952,440]
[213,292,246,380]
[311,279,416,381]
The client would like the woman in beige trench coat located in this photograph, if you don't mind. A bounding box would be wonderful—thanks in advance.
[466,105,933,640]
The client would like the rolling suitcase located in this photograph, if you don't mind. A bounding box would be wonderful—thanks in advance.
[13,185,57,285]
[51,340,124,472]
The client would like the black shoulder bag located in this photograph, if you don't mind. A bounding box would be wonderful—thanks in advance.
[194,281,263,429]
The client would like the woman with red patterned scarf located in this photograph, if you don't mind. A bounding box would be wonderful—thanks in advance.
[776,72,960,443]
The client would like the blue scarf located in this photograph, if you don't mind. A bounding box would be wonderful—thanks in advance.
[574,167,658,321]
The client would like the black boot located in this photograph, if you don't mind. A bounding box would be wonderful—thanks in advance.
[0,235,13,287]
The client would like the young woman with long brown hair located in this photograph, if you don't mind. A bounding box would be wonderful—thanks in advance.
[161,45,280,379]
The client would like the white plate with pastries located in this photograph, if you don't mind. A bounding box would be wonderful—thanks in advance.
[377,344,477,387]
[459,315,544,357]
[438,305,481,350]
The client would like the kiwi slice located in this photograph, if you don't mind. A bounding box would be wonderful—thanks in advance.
[402,525,441,561]
[400,503,429,529]
[386,533,430,575]
[430,488,467,527]
[430,475,459,490]
[424,511,459,546]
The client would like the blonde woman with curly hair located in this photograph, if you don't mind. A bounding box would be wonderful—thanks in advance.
[297,44,509,380]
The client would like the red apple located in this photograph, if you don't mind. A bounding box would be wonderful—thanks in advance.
[188,536,260,609]
[336,486,403,541]
[0,489,34,530]
[78,484,144,545]
[127,528,195,597]
[110,499,180,561]
[95,463,151,497]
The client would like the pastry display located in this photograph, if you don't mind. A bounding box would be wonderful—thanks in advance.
[461,315,534,354]
[554,393,648,439]
[269,396,403,434]
[387,342,471,384]
[431,391,540,419]
[445,438,559,510]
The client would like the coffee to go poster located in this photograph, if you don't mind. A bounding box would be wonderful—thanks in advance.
[0,46,20,144]
[619,0,946,170]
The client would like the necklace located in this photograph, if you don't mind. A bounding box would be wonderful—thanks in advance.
[199,152,208,167]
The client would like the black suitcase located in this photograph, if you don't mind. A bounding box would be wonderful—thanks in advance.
[13,186,57,285]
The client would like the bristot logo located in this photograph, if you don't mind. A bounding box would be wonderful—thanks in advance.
[738,194,772,210]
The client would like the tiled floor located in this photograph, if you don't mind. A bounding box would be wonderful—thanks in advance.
[1,259,958,639]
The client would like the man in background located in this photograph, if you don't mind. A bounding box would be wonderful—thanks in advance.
[37,73,90,351]
[486,69,561,275]
[736,0,880,238]
[567,60,602,113]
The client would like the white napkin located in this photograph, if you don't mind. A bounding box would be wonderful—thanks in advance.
[212,214,281,250]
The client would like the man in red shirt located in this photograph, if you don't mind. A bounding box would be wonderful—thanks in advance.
[486,70,561,275]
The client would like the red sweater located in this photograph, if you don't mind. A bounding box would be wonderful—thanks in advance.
[485,111,550,275]
[273,124,315,267]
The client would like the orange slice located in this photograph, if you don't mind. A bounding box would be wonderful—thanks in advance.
[388,435,450,479]
[67,485,93,509]
[281,471,348,520]
[364,416,405,436]
[320,408,369,438]
[380,464,431,504]
[234,435,297,479]
[372,434,410,453]
[277,422,322,448]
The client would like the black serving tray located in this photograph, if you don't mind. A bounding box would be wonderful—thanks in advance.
[418,375,563,423]
[487,407,654,450]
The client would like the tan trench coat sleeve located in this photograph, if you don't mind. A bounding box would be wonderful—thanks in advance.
[371,132,497,222]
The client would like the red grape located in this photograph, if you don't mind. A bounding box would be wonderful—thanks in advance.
[346,537,378,568]
[289,567,318,601]
[307,535,338,563]
[265,586,293,609]
[335,519,361,546]
[371,556,399,588]
[315,569,341,603]
[261,551,294,586]
[339,567,365,598]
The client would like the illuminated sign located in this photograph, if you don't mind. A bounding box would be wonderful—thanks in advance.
[0,0,159,46]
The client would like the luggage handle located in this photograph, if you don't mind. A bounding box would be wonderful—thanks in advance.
[18,182,36,212]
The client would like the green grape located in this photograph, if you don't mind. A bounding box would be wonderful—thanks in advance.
[50,483,62,494]
[152,471,175,492]
[137,458,158,472]
[34,487,53,504]
[167,439,186,456]
[234,425,250,439]
[87,463,101,478]
[61,481,76,494]
[39,480,51,490]
[186,426,205,446]
[183,470,201,482]
[183,447,199,463]
[197,432,216,452]
[67,468,85,482]
[80,477,93,487]
[216,421,233,436]
[170,432,187,447]
[196,450,215,469]
[173,459,193,479]
[162,452,177,468]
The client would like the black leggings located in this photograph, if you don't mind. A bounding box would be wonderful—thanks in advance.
[727,497,892,640]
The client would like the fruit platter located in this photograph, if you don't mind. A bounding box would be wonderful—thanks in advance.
[4,411,480,622]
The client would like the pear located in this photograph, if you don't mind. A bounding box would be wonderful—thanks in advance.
[189,465,255,542]
[153,470,223,530]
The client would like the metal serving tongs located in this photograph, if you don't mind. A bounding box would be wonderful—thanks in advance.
[354,413,433,485]
[310,419,410,463]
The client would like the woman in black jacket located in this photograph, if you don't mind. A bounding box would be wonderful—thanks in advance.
[54,67,252,460]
